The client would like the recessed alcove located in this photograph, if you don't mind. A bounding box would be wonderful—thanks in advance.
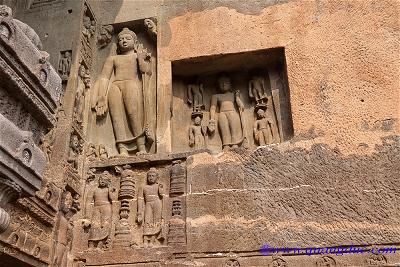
[171,47,294,153]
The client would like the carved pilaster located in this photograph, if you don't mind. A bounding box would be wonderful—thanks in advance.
[0,177,21,233]
[114,166,135,248]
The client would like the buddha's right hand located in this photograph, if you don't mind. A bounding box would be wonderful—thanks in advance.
[96,95,108,116]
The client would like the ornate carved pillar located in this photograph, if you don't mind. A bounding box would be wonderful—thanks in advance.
[0,177,21,233]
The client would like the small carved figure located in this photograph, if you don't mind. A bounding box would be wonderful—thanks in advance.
[366,254,387,265]
[253,108,277,146]
[316,256,336,267]
[97,25,114,48]
[271,257,287,267]
[93,27,154,156]
[74,65,89,125]
[137,168,165,247]
[187,82,204,112]
[78,64,91,89]
[86,143,108,160]
[144,18,157,41]
[40,128,54,161]
[225,259,240,267]
[82,15,95,41]
[58,51,71,81]
[209,74,245,150]
[98,144,108,159]
[71,193,81,214]
[86,143,96,159]
[67,134,82,171]
[86,168,96,183]
[54,191,76,267]
[188,115,206,149]
[248,75,268,105]
[86,172,112,249]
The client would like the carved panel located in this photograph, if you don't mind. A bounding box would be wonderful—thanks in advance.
[79,162,176,253]
[171,48,293,153]
[88,20,157,157]
[0,87,45,145]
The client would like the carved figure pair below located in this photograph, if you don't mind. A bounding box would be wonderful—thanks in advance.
[209,74,246,150]
[93,28,154,156]
[86,143,108,160]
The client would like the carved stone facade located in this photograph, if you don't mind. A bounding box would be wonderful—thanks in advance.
[0,0,398,267]
[0,2,62,266]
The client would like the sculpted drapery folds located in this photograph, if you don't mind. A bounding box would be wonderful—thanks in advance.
[137,168,165,247]
[92,27,153,156]
[85,172,113,249]
[209,75,245,150]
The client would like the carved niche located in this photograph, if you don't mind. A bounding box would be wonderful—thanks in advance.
[88,20,157,157]
[58,50,72,82]
[80,162,179,251]
[171,48,294,153]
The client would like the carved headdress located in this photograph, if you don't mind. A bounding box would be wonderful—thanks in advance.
[117,27,137,40]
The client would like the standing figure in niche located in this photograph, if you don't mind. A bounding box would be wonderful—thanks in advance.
[58,51,71,80]
[67,134,82,171]
[74,65,89,124]
[187,82,204,112]
[209,74,245,150]
[85,172,113,249]
[253,108,278,146]
[188,115,206,149]
[137,168,165,247]
[248,75,269,105]
[93,27,153,156]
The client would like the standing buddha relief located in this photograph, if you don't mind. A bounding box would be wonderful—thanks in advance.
[137,168,166,247]
[92,27,154,156]
[209,74,246,150]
